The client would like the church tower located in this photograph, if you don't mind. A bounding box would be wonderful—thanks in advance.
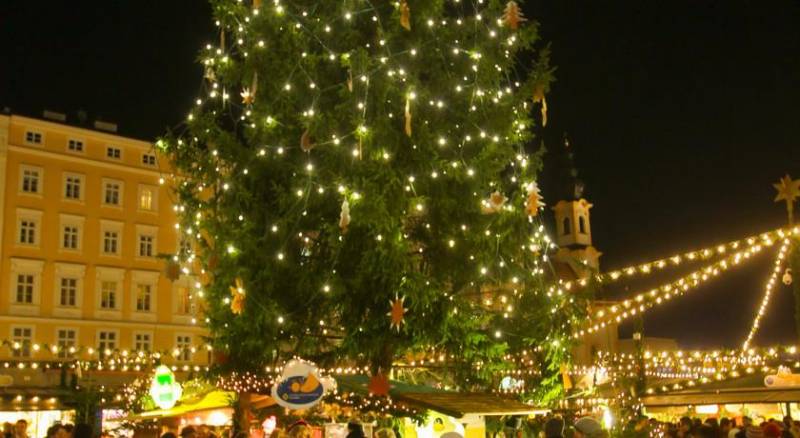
[552,136,601,278]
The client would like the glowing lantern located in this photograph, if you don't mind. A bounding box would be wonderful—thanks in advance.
[149,365,183,409]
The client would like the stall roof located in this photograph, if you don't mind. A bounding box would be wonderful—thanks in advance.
[130,390,234,419]
[336,375,542,418]
[642,374,800,407]
[396,392,543,418]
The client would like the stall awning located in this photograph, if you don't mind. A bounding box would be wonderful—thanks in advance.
[130,391,234,419]
[396,392,543,418]
[642,374,800,407]
[336,375,542,418]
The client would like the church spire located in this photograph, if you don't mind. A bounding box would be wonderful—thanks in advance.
[551,135,602,277]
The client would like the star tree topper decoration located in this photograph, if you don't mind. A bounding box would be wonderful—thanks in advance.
[388,296,407,331]
[774,174,800,224]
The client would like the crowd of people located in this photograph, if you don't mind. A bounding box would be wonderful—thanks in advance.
[529,414,800,438]
[0,420,95,438]
[656,416,800,438]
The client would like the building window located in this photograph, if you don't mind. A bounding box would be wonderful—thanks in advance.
[139,187,155,211]
[103,231,119,255]
[138,235,154,257]
[176,335,192,361]
[59,278,78,306]
[67,139,84,152]
[20,166,41,194]
[579,216,587,234]
[62,226,80,250]
[25,131,42,145]
[57,329,77,358]
[64,174,83,200]
[19,220,36,245]
[176,286,191,315]
[103,181,122,206]
[15,275,34,304]
[100,281,117,309]
[134,333,152,352]
[98,331,117,353]
[562,217,571,235]
[12,327,33,358]
[142,153,156,166]
[106,147,121,159]
[136,284,152,312]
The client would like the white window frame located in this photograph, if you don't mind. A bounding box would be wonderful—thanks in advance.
[67,138,85,154]
[16,208,42,248]
[106,146,123,160]
[24,130,44,146]
[94,267,124,319]
[9,258,44,316]
[137,184,158,212]
[136,224,158,259]
[172,276,194,324]
[102,178,124,208]
[18,164,43,197]
[99,220,124,257]
[59,214,85,253]
[141,152,157,167]
[97,329,119,355]
[133,331,153,352]
[10,326,35,358]
[55,327,79,358]
[53,263,86,318]
[62,172,85,202]
[175,334,193,362]
[131,270,159,322]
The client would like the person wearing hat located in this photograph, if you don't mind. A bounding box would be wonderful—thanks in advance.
[574,417,604,438]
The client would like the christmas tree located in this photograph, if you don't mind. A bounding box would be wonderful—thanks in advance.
[162,0,588,399]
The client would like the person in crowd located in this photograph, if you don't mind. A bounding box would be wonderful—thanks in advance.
[544,417,565,438]
[763,423,782,438]
[14,420,28,438]
[695,425,717,438]
[288,425,311,438]
[73,424,92,438]
[161,432,178,438]
[720,418,732,438]
[46,425,62,438]
[574,417,604,438]
[677,417,693,438]
[374,428,396,438]
[346,422,365,438]
[181,426,198,438]
[3,423,13,438]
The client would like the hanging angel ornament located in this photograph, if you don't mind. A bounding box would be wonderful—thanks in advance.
[481,191,507,214]
[339,199,351,232]
[229,278,246,315]
[503,1,528,30]
[399,0,411,31]
[300,128,315,152]
[525,181,545,216]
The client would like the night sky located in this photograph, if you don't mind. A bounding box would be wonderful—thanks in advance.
[1,1,798,349]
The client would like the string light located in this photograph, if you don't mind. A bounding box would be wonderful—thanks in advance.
[575,239,773,337]
[742,237,793,350]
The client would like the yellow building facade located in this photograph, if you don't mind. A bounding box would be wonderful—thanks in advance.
[0,114,206,368]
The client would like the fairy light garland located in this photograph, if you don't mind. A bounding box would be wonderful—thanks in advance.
[559,228,789,291]
[574,240,772,338]
[742,237,793,350]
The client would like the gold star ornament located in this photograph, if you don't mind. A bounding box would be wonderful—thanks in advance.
[388,296,407,331]
[774,174,800,224]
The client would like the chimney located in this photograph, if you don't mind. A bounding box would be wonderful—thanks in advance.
[94,120,118,133]
[43,110,67,122]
